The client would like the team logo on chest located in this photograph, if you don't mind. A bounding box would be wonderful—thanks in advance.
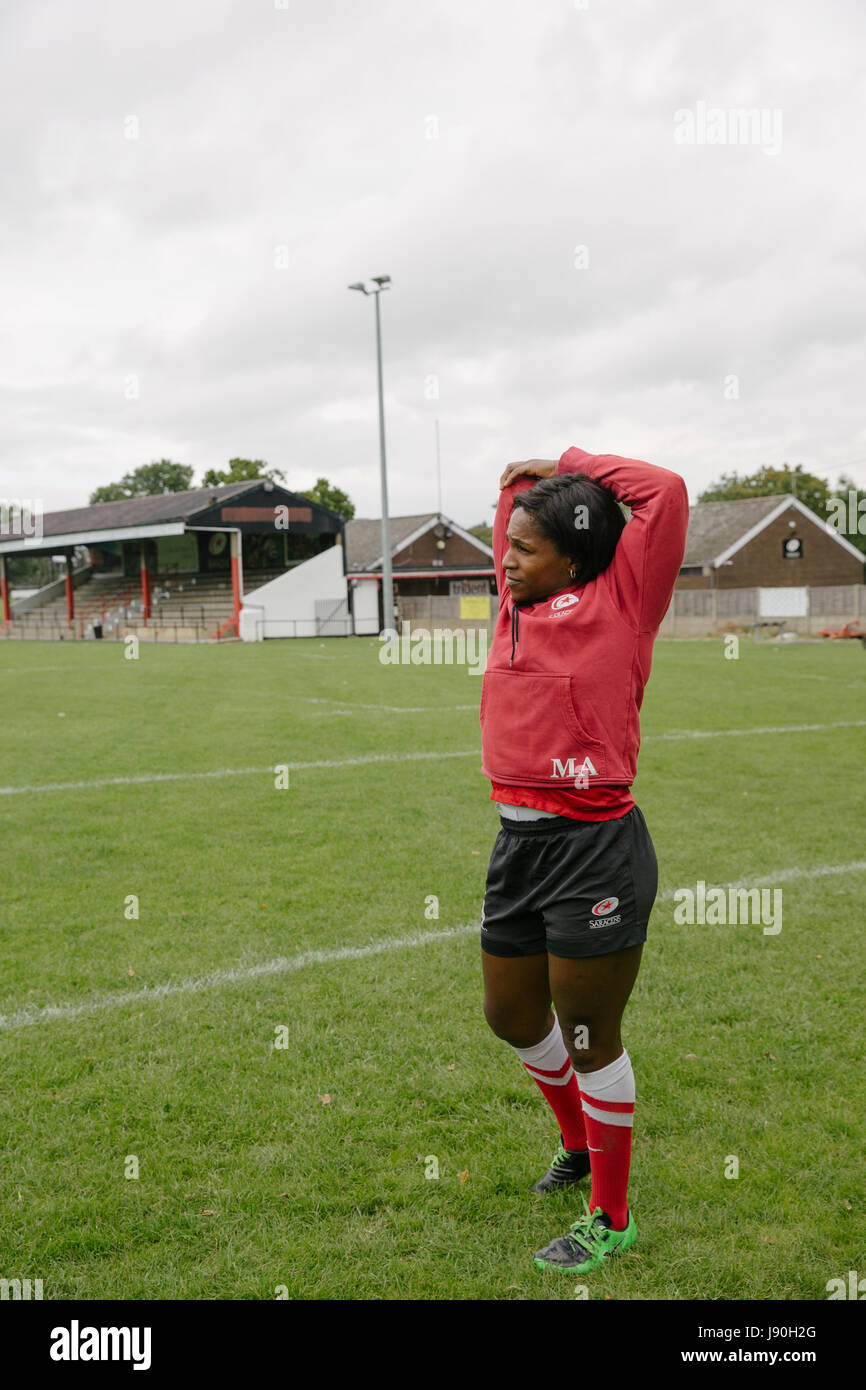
[551,593,580,614]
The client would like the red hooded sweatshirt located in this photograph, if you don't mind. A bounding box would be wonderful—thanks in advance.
[480,446,689,816]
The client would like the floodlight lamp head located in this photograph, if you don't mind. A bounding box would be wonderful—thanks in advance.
[371,275,391,287]
[348,282,369,294]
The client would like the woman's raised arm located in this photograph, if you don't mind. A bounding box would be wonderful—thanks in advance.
[557,446,689,633]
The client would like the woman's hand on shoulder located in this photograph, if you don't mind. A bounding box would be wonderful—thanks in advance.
[499,458,558,489]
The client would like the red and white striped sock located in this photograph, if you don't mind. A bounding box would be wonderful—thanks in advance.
[576,1047,635,1230]
[512,1018,587,1152]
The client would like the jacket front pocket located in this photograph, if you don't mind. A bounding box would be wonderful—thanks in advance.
[480,669,609,786]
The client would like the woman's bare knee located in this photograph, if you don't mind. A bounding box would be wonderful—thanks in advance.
[481,949,551,1047]
[557,1014,623,1070]
[483,999,554,1047]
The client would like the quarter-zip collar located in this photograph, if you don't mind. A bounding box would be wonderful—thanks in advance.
[509,582,581,667]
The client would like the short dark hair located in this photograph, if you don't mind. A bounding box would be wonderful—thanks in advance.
[511,473,626,583]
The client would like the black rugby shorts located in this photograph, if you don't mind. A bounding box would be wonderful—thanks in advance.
[480,805,658,959]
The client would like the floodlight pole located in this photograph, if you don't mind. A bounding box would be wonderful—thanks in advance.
[349,276,394,633]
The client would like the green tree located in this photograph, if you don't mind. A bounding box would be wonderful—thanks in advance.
[468,522,493,548]
[830,473,866,557]
[699,462,866,557]
[200,458,286,487]
[89,461,194,504]
[299,477,355,520]
[697,463,830,516]
[5,553,57,587]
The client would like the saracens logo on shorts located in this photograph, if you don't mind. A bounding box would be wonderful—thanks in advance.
[550,593,580,615]
[592,897,620,916]
[588,896,622,928]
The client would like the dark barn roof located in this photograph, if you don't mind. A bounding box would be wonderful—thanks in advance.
[683,494,792,566]
[1,480,346,552]
[11,482,255,540]
[344,512,494,573]
[345,514,438,571]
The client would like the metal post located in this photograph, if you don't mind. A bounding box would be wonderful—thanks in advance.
[0,554,10,625]
[374,289,394,633]
[230,531,244,637]
[350,276,394,634]
[66,550,75,627]
[140,540,151,625]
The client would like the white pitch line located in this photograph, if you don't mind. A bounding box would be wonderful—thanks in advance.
[0,767,267,796]
[0,665,72,675]
[2,857,865,1033]
[648,719,866,741]
[657,860,866,900]
[0,923,480,1031]
[0,750,482,797]
[299,697,480,713]
[789,672,866,684]
[302,702,866,726]
[1,718,863,798]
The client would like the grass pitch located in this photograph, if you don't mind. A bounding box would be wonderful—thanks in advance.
[0,634,864,1300]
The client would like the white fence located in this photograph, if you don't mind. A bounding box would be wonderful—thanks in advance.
[660,584,865,636]
[395,585,866,639]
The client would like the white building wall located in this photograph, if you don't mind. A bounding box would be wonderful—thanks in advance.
[239,543,347,640]
[758,586,809,617]
[351,579,380,635]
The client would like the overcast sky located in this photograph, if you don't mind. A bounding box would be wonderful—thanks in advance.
[2,0,865,530]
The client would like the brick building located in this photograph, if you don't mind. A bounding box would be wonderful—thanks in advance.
[678,494,863,590]
[344,512,495,631]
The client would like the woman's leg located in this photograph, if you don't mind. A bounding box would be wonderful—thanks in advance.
[481,949,552,1047]
[547,943,644,1230]
[482,949,588,1157]
[547,943,643,1072]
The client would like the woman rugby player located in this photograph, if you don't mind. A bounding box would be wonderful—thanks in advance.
[479,447,689,1274]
